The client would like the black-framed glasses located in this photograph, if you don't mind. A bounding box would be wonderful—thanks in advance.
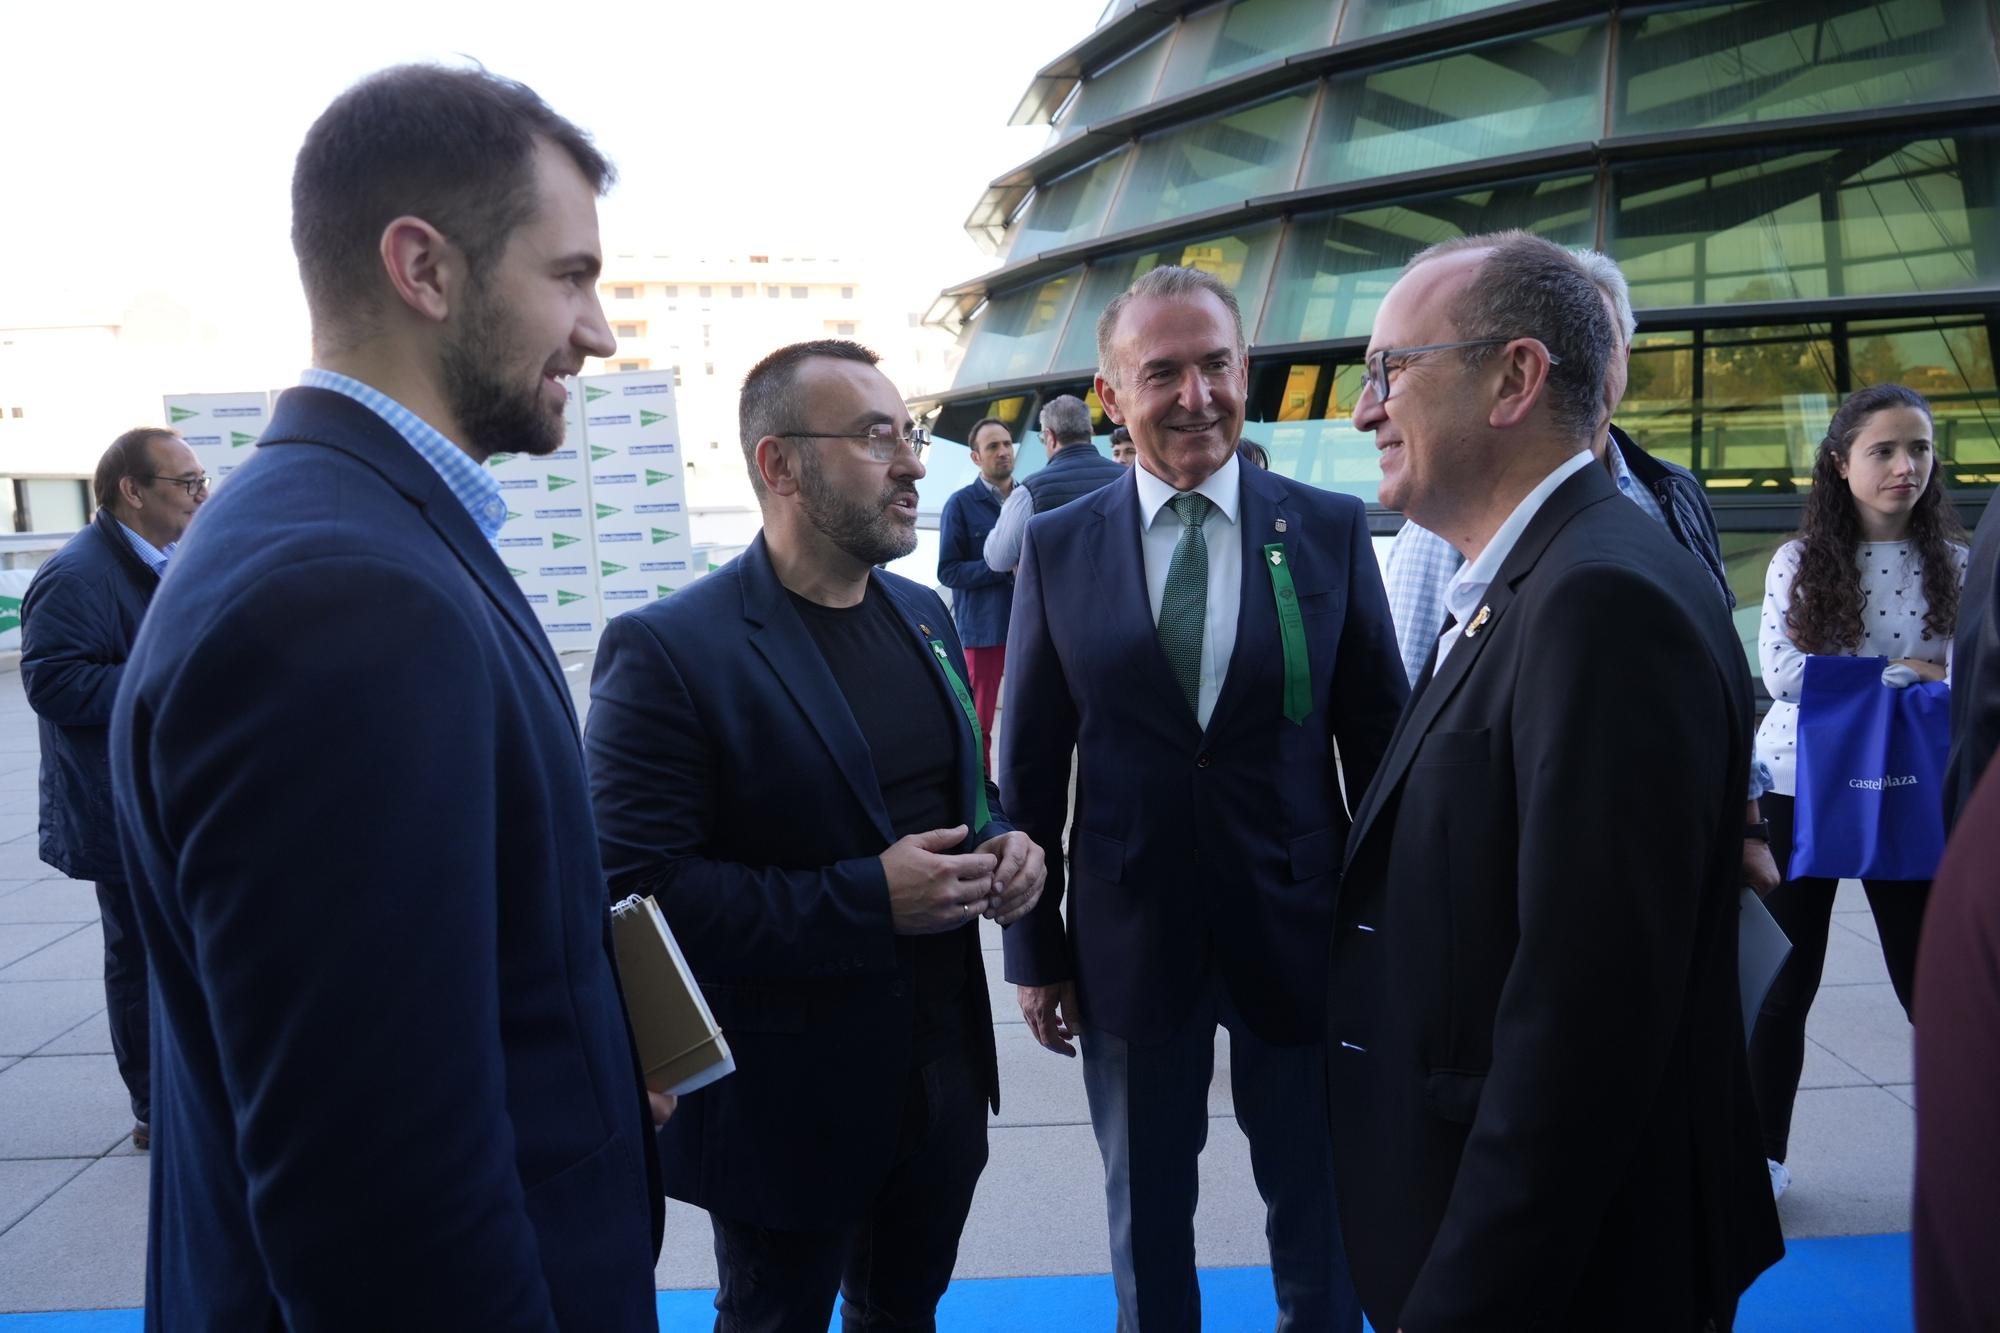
[775,423,930,462]
[141,474,210,498]
[1362,338,1561,405]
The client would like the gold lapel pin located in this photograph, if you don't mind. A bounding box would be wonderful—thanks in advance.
[1275,519,1288,533]
[1465,605,1492,638]
[919,624,931,637]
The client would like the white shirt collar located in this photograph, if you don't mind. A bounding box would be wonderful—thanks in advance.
[1135,451,1241,530]
[1442,448,1594,633]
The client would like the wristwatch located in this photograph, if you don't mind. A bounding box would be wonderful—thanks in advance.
[1744,819,1771,844]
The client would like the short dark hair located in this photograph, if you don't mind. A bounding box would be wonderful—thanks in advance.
[94,429,177,512]
[1110,425,1132,446]
[1236,438,1269,469]
[291,64,614,345]
[738,339,882,500]
[1406,231,1612,442]
[966,417,1011,452]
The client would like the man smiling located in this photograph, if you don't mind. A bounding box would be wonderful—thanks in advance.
[1000,267,1404,1333]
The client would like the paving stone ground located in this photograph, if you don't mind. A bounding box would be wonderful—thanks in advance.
[0,657,1915,1313]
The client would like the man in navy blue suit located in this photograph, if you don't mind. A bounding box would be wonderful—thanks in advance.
[936,415,1016,773]
[108,66,664,1331]
[586,340,1046,1332]
[1000,266,1407,1333]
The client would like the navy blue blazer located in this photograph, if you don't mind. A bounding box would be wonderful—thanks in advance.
[21,509,159,882]
[937,478,1013,648]
[999,463,1407,1045]
[586,534,1009,1231]
[110,387,662,1332]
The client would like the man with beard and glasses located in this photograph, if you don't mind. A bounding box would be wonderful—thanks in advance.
[107,66,666,1330]
[586,338,1047,1332]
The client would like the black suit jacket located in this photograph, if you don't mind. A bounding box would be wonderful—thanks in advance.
[1329,461,1782,1332]
[585,535,1007,1231]
[1945,491,2000,828]
[111,387,662,1331]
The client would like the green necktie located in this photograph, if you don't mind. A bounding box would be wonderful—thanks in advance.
[1158,492,1212,718]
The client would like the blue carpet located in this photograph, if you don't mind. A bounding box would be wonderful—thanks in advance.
[0,1233,1913,1330]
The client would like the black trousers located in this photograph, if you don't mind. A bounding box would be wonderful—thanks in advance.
[1747,793,1928,1162]
[94,880,150,1123]
[709,1045,989,1333]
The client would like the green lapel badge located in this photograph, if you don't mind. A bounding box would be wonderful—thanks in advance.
[1263,542,1311,726]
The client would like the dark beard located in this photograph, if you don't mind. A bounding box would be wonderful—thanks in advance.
[440,285,566,458]
[796,448,917,567]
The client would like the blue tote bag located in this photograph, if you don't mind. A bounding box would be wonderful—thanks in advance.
[1789,654,1951,880]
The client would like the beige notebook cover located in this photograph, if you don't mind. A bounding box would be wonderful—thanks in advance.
[610,894,735,1096]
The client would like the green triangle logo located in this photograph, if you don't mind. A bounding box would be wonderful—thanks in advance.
[557,590,587,607]
[639,410,670,428]
[168,405,198,424]
[650,527,680,544]
[505,566,526,578]
[601,561,627,577]
[591,444,616,461]
[585,385,610,402]
[230,431,258,448]
[505,509,523,523]
[0,594,20,635]
[645,468,674,486]
[488,452,515,468]
[547,474,575,491]
[595,503,621,519]
[552,532,582,549]
[656,585,678,599]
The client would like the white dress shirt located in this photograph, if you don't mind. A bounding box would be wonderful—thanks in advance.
[1136,453,1242,730]
[1434,449,1593,675]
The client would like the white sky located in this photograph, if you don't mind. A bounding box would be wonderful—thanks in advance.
[2,0,1100,360]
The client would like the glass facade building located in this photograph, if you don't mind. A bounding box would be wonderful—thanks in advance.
[920,0,2000,652]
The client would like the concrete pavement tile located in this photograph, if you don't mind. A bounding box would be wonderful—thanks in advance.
[0,1159,90,1235]
[0,1156,148,1312]
[655,1198,720,1289]
[1816,919,1890,987]
[0,882,98,925]
[1832,879,1867,914]
[959,1123,1114,1278]
[1795,1036,1872,1090]
[34,1017,111,1056]
[1836,913,1882,947]
[993,1023,1091,1128]
[0,843,55,882]
[1776,1085,1912,1239]
[1804,982,1912,1086]
[0,924,77,971]
[0,981,106,1056]
[0,1056,133,1158]
[0,882,41,900]
[1884,1083,1916,1109]
[982,961,1025,1029]
[0,923,100,980]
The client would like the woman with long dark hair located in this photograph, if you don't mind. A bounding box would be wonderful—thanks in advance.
[1751,383,1968,1201]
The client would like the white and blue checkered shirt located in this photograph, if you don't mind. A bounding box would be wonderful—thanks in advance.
[116,521,174,577]
[298,368,509,540]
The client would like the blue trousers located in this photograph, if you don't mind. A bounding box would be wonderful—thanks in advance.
[1080,977,1360,1333]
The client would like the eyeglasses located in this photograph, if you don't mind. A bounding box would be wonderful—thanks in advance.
[141,474,210,498]
[776,423,930,462]
[1362,338,1561,405]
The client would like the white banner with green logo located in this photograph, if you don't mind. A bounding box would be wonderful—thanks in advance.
[0,570,30,653]
[486,387,603,653]
[162,392,273,490]
[576,371,697,615]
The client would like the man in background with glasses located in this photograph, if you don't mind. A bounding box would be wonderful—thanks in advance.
[1329,231,1781,1331]
[20,427,206,1153]
[587,338,1045,1331]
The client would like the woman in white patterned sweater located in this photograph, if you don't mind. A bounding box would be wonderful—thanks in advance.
[1751,383,1969,1202]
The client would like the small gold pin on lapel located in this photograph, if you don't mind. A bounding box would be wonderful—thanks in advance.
[1275,519,1288,533]
[1464,605,1492,638]
[919,624,931,637]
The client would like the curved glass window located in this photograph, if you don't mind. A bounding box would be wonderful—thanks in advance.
[1106,86,1316,233]
[952,271,1082,386]
[1244,362,1383,501]
[1051,224,1282,373]
[1258,174,1596,344]
[1006,151,1130,260]
[1156,0,1338,98]
[1616,0,2000,135]
[1055,29,1174,138]
[1339,0,1521,40]
[1608,131,2000,308]
[1304,23,1606,189]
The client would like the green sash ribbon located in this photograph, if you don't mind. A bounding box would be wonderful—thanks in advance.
[1263,543,1311,726]
[928,637,993,833]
